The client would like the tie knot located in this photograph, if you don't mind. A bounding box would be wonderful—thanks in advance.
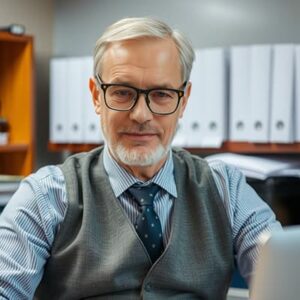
[128,183,160,206]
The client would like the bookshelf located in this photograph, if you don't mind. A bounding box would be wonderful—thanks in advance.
[0,32,35,176]
[48,141,300,155]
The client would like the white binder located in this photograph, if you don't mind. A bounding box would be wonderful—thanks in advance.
[270,44,294,143]
[185,48,227,148]
[81,56,103,143]
[185,49,205,147]
[229,46,251,141]
[66,57,84,143]
[201,48,227,148]
[295,46,300,142]
[172,118,188,147]
[249,45,272,143]
[50,58,68,143]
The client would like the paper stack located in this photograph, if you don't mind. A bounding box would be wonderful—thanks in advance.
[206,153,300,180]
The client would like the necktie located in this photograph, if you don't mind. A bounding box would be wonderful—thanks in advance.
[127,183,164,263]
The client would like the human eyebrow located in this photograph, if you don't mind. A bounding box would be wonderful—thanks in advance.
[149,83,186,91]
[108,77,135,86]
[149,80,188,90]
[141,82,183,90]
[110,80,132,86]
[106,78,182,90]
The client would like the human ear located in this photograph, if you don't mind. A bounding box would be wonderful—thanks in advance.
[89,78,102,115]
[178,81,191,118]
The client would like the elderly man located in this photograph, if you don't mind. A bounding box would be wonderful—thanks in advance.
[0,17,281,299]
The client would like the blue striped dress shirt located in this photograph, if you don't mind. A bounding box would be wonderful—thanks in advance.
[0,147,281,299]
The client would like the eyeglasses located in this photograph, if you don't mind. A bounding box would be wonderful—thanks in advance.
[95,74,187,115]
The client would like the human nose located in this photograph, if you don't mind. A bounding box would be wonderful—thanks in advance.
[129,93,153,123]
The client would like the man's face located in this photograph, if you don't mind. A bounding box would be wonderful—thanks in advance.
[91,37,190,168]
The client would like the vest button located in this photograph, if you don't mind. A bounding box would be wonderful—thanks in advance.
[145,283,152,291]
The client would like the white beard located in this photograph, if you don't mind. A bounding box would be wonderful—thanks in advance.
[101,120,176,167]
[114,142,169,166]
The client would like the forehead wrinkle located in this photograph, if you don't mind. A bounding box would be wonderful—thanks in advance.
[102,38,182,88]
[107,62,181,89]
[110,70,178,89]
[105,65,146,85]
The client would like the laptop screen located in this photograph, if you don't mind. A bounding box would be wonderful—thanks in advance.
[250,226,300,300]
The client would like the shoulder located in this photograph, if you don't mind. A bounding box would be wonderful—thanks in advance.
[206,157,248,207]
[172,148,247,214]
[1,165,68,246]
[206,158,246,211]
[20,165,68,219]
[172,147,211,181]
[172,147,243,184]
[172,147,206,165]
[27,165,65,195]
[60,147,104,168]
[207,158,244,185]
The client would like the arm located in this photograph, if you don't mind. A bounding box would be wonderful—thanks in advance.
[0,166,67,299]
[210,161,282,284]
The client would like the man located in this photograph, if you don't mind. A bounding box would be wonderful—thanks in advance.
[0,17,281,299]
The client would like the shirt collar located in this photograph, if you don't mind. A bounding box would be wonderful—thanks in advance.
[103,145,177,198]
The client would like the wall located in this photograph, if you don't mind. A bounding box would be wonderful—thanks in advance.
[6,0,296,166]
[53,0,300,57]
[1,1,298,167]
[0,0,61,169]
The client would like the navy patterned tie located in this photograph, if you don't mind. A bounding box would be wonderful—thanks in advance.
[128,183,164,263]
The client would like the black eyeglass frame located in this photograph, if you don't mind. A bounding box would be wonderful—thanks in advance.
[95,74,187,115]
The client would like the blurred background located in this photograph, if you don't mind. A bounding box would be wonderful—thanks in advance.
[1,0,300,167]
[1,1,300,294]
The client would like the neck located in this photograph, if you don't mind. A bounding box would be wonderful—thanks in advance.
[109,148,169,181]
[120,158,167,181]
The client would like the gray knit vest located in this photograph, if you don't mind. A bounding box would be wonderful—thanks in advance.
[35,147,233,299]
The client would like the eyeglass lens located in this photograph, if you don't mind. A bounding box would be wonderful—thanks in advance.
[105,85,179,114]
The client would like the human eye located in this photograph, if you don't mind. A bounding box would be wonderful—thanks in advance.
[150,89,176,101]
[108,86,135,101]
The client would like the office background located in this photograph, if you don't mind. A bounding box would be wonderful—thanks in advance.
[1,1,300,292]
[1,0,300,167]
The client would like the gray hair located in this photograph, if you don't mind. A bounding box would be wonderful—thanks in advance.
[94,17,195,82]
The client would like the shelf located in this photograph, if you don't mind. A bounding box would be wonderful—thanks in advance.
[0,33,35,176]
[48,141,300,154]
[0,32,32,43]
[188,142,300,154]
[0,143,29,153]
[48,142,100,153]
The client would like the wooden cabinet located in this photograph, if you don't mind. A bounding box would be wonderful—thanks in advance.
[0,32,35,176]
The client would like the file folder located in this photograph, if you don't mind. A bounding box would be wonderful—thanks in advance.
[184,48,227,147]
[172,118,188,147]
[81,56,103,143]
[295,46,300,142]
[201,48,227,147]
[185,49,205,147]
[270,44,294,143]
[229,46,251,141]
[50,58,68,143]
[66,57,84,143]
[249,45,272,142]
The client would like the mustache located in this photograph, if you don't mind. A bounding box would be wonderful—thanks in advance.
[120,124,161,134]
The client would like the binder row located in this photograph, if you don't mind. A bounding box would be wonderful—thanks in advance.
[50,56,104,144]
[173,44,300,147]
[50,45,300,146]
